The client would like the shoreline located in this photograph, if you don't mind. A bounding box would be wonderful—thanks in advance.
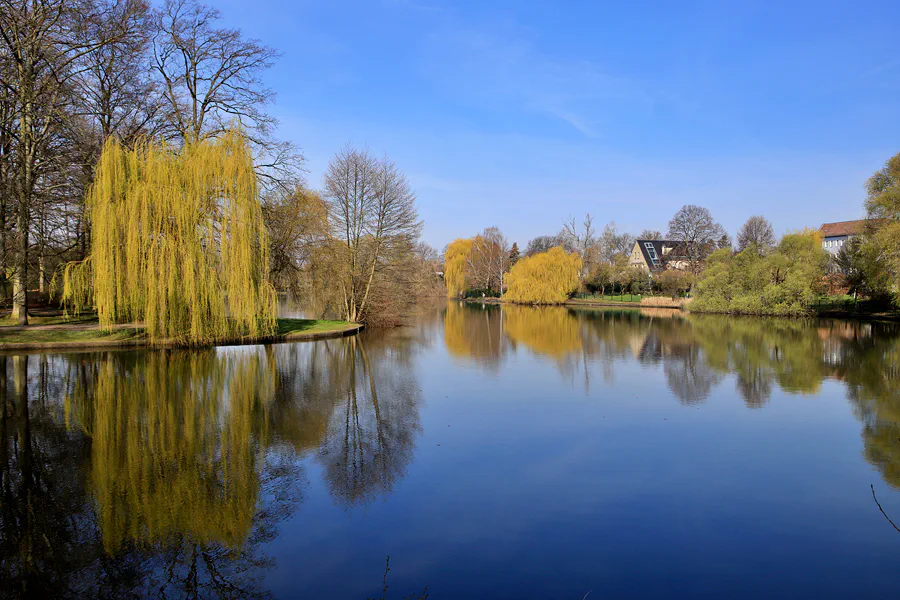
[458,297,900,322]
[0,320,364,353]
[460,297,687,309]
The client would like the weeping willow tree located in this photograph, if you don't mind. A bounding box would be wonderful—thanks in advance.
[62,130,276,344]
[504,247,582,304]
[444,238,473,297]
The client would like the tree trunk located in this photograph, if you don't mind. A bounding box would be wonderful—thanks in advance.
[37,253,44,295]
[13,55,33,327]
[12,203,28,325]
[0,196,6,307]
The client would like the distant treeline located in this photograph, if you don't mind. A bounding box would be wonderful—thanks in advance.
[442,154,900,314]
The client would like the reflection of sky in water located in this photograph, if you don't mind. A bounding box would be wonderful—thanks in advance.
[3,306,900,599]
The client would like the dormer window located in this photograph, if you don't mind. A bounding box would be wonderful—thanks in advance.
[644,242,660,267]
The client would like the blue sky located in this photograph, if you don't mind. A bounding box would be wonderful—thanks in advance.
[211,0,900,249]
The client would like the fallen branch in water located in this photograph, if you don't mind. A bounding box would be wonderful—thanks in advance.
[871,484,900,533]
[367,556,429,600]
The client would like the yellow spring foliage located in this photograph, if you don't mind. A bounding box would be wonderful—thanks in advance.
[63,130,276,344]
[443,301,505,362]
[504,304,582,358]
[504,247,581,304]
[64,350,274,552]
[444,238,473,297]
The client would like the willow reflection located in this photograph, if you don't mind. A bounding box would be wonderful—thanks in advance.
[504,305,582,359]
[61,348,290,599]
[65,349,275,552]
[443,301,508,369]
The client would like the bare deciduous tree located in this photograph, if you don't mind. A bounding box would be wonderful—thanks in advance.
[563,213,595,258]
[667,204,726,274]
[79,0,160,144]
[0,78,14,298]
[638,229,663,240]
[563,213,597,278]
[525,233,573,257]
[152,0,276,140]
[323,147,422,323]
[152,0,302,192]
[736,215,776,253]
[0,0,131,323]
[466,226,509,293]
[597,221,635,263]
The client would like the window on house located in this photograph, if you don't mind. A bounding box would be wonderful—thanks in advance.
[644,242,659,267]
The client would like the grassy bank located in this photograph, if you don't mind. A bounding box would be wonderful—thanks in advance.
[0,326,145,345]
[0,316,360,349]
[276,319,359,337]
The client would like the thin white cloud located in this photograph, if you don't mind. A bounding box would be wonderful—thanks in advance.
[420,23,654,137]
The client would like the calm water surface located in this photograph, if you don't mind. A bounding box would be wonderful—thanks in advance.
[2,303,900,599]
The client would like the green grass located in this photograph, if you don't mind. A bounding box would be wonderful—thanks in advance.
[0,327,145,345]
[0,313,99,327]
[276,318,357,336]
[0,316,357,347]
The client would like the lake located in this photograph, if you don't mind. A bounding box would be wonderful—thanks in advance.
[2,303,899,599]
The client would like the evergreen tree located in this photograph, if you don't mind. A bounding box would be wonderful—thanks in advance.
[508,242,520,266]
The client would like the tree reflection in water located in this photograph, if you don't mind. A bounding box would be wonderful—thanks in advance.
[315,333,422,507]
[443,303,900,488]
[1,306,900,596]
[443,301,508,370]
[63,348,290,599]
[0,355,102,598]
[0,332,426,598]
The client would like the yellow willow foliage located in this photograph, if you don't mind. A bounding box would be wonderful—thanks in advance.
[504,247,581,304]
[63,130,276,344]
[60,256,94,317]
[443,301,505,362]
[64,349,274,552]
[444,238,473,297]
[503,305,582,359]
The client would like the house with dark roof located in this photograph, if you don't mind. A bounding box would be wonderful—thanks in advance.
[629,240,690,273]
[820,220,866,255]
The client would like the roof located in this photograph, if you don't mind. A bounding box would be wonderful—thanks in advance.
[634,239,687,272]
[820,220,866,237]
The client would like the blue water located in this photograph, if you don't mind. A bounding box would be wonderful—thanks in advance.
[2,304,899,599]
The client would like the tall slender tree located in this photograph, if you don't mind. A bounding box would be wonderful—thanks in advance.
[323,147,421,323]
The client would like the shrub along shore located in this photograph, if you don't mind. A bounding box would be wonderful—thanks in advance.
[0,317,362,351]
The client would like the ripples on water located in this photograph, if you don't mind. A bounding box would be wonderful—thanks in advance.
[1,303,899,599]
